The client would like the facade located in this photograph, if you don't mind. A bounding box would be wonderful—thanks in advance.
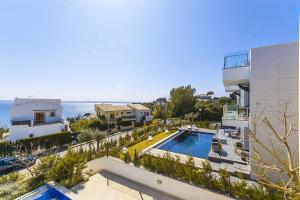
[95,103,152,125]
[222,42,299,179]
[9,98,69,141]
[95,104,136,126]
[128,103,153,122]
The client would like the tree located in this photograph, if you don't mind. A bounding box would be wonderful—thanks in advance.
[195,97,233,121]
[78,129,106,152]
[152,104,164,119]
[184,155,195,182]
[92,129,106,153]
[184,112,198,127]
[123,152,132,163]
[53,150,87,188]
[170,85,197,117]
[229,91,239,101]
[250,102,300,199]
[151,119,158,132]
[206,91,214,96]
[78,129,94,148]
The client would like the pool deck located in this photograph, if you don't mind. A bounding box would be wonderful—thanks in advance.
[145,127,251,178]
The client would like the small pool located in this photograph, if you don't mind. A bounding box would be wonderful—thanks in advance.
[157,131,213,159]
[18,184,71,200]
[35,186,71,200]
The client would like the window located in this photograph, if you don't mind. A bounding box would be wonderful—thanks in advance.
[110,113,115,119]
[50,111,55,117]
[127,112,131,114]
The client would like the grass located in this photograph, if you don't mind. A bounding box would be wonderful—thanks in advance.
[128,131,175,156]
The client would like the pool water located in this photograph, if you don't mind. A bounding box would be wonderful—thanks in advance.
[35,187,71,200]
[157,131,213,159]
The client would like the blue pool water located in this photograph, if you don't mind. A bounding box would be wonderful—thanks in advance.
[158,131,213,159]
[35,187,71,200]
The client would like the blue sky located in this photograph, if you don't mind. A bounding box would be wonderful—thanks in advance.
[0,0,299,102]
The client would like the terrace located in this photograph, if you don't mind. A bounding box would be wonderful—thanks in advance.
[223,51,250,88]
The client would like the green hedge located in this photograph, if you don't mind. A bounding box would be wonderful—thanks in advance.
[137,154,284,200]
[16,131,72,151]
[0,141,15,157]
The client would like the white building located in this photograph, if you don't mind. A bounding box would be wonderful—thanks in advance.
[9,98,69,141]
[128,104,153,123]
[222,42,299,179]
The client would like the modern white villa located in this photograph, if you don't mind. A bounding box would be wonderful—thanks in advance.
[9,98,69,141]
[222,41,299,179]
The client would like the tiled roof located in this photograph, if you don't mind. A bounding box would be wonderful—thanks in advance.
[95,104,132,112]
[128,104,151,111]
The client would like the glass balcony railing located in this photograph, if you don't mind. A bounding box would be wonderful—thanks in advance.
[222,104,249,120]
[224,51,249,69]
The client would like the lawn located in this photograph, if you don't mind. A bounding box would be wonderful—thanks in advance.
[128,131,175,156]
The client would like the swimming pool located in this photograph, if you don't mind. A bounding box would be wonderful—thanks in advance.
[35,186,71,200]
[157,131,213,159]
[18,184,71,200]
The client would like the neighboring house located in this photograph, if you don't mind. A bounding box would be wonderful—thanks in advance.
[222,41,299,180]
[196,94,212,102]
[9,98,69,141]
[95,104,136,129]
[95,103,152,126]
[128,103,153,123]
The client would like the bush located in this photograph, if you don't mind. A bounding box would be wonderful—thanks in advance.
[123,152,132,163]
[139,153,282,200]
[32,150,87,188]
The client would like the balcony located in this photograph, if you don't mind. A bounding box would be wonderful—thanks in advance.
[222,105,249,127]
[222,104,249,120]
[223,51,250,87]
[121,115,136,121]
[11,119,65,127]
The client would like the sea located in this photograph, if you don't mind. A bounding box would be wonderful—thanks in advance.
[0,101,130,128]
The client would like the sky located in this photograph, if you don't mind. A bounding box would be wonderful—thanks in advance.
[0,0,299,102]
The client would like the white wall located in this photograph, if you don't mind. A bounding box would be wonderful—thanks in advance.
[250,42,299,179]
[87,157,233,200]
[223,66,250,87]
[222,119,249,128]
[133,110,152,123]
[9,123,66,141]
[9,98,65,141]
[11,99,63,123]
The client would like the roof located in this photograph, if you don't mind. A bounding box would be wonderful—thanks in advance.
[95,104,132,112]
[14,98,61,107]
[128,104,151,111]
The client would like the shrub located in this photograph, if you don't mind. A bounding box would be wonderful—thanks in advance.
[123,152,132,163]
